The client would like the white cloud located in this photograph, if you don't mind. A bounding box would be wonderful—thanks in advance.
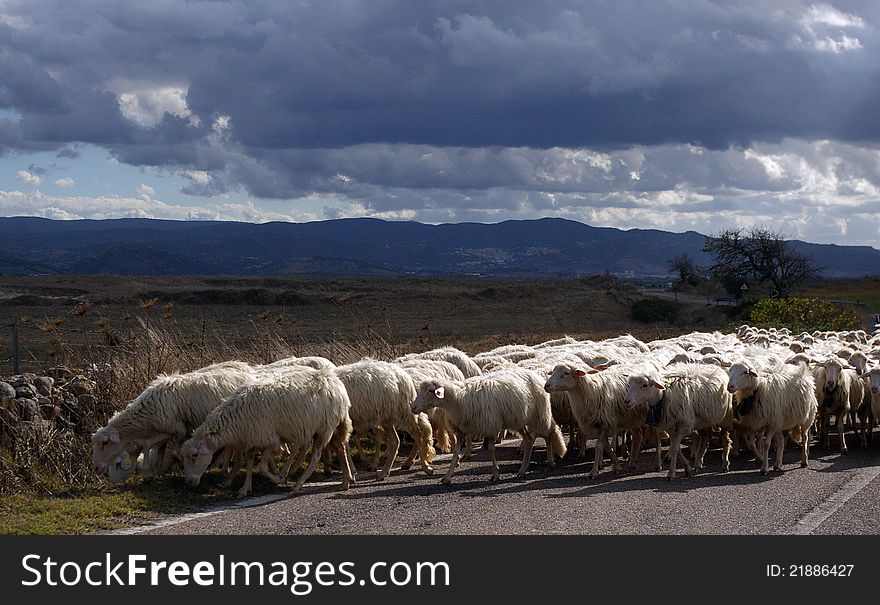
[798,3,865,53]
[107,80,199,128]
[0,189,318,223]
[53,177,75,188]
[137,183,155,197]
[15,170,41,186]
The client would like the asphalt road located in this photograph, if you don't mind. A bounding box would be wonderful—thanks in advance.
[131,435,880,536]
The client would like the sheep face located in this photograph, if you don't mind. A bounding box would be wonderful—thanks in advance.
[624,375,663,409]
[822,360,844,391]
[865,369,880,396]
[107,449,140,485]
[849,353,868,374]
[543,365,587,393]
[91,427,124,472]
[726,363,757,394]
[181,439,213,486]
[411,381,444,414]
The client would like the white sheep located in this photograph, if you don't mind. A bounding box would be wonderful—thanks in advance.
[726,361,817,475]
[180,366,353,497]
[335,359,435,480]
[91,367,256,478]
[814,357,866,451]
[862,367,880,438]
[397,358,466,457]
[411,367,566,483]
[544,363,655,478]
[624,364,733,480]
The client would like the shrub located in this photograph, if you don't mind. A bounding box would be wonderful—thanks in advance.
[749,297,860,332]
[631,298,681,323]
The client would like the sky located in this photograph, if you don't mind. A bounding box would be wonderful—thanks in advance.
[1,0,880,246]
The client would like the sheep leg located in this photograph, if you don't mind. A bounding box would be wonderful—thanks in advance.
[321,447,334,475]
[487,439,500,482]
[354,432,370,465]
[677,448,693,476]
[345,440,359,484]
[292,438,325,494]
[461,435,474,461]
[281,445,306,481]
[590,429,607,479]
[370,427,385,472]
[441,431,465,484]
[237,450,257,498]
[213,447,233,475]
[220,451,245,488]
[667,430,688,481]
[258,447,283,485]
[838,414,849,455]
[140,439,168,480]
[334,438,353,491]
[801,425,811,468]
[760,430,773,475]
[720,430,731,472]
[576,424,589,461]
[400,442,418,471]
[628,427,645,470]
[606,435,621,475]
[516,428,535,478]
[695,430,711,469]
[773,432,785,471]
[653,429,663,471]
[377,424,399,481]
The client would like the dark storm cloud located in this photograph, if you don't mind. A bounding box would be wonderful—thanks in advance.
[2,0,878,155]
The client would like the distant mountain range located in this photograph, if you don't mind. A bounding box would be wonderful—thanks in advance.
[0,216,877,278]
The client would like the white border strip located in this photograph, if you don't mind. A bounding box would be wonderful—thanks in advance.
[105,493,289,535]
[788,466,880,535]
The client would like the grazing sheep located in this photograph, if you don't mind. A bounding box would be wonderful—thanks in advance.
[180,367,353,497]
[91,367,257,478]
[335,359,435,480]
[624,364,733,480]
[411,367,566,483]
[726,361,817,475]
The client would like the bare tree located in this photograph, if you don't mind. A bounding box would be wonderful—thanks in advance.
[703,226,818,297]
[667,253,703,287]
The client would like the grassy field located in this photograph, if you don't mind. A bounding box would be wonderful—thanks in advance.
[799,277,880,314]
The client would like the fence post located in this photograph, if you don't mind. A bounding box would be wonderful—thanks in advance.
[12,314,20,375]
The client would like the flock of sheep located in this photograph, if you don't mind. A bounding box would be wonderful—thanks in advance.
[90,324,880,497]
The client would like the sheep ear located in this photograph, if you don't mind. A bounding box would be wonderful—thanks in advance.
[434,386,445,399]
[593,363,612,371]
[196,442,210,455]
[575,369,587,377]
[746,368,758,377]
[651,380,665,390]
